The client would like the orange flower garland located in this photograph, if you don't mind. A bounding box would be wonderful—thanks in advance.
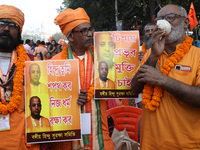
[142,36,193,111]
[61,45,69,60]
[61,45,95,102]
[0,44,26,115]
[87,77,94,102]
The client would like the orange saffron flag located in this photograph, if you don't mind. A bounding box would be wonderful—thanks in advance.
[59,37,64,45]
[48,36,53,42]
[188,2,198,31]
[136,21,139,31]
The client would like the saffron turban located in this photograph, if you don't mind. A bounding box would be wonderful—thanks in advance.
[54,8,90,36]
[0,5,24,34]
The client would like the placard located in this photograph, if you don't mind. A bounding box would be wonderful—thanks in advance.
[94,31,139,99]
[25,60,81,143]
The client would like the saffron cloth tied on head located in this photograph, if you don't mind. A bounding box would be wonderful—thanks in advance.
[54,8,90,36]
[0,5,24,34]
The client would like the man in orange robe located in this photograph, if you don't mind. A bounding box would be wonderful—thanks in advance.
[51,8,114,150]
[0,5,40,150]
[131,4,200,149]
[26,96,50,133]
[95,61,115,89]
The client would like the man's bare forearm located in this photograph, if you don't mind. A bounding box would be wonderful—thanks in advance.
[144,54,159,67]
[131,72,145,96]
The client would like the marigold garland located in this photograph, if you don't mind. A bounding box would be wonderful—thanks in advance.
[0,44,26,115]
[61,45,94,102]
[87,78,94,102]
[142,36,193,111]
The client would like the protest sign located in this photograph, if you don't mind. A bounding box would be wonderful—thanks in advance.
[25,60,81,143]
[94,31,139,99]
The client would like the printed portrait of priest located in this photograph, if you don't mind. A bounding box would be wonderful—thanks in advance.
[26,96,50,133]
[28,63,48,95]
[95,32,116,82]
[95,61,115,89]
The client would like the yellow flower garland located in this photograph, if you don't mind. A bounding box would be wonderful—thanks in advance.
[0,44,26,115]
[142,36,193,111]
[61,45,94,102]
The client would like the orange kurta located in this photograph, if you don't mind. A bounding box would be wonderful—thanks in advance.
[51,51,114,150]
[26,116,50,133]
[95,78,115,89]
[138,45,200,149]
[0,54,40,150]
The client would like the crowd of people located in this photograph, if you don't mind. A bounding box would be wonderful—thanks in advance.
[23,39,62,61]
[0,3,200,150]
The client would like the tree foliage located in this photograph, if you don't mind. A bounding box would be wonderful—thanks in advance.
[57,0,116,31]
[52,32,68,43]
[57,0,200,35]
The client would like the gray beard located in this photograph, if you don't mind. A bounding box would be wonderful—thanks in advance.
[143,35,152,50]
[145,38,152,49]
[165,21,185,43]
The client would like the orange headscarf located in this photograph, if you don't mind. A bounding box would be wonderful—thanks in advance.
[0,5,24,34]
[54,8,90,36]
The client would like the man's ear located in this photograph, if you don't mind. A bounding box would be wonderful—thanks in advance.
[68,33,74,42]
[184,18,190,29]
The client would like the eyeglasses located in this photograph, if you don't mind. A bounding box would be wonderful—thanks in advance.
[31,104,41,107]
[73,27,95,36]
[154,13,186,23]
[145,29,154,33]
[0,21,19,30]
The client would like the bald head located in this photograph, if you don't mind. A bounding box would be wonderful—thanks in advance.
[98,61,108,81]
[29,96,41,119]
[29,63,41,85]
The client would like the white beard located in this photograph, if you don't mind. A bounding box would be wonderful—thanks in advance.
[165,21,185,43]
